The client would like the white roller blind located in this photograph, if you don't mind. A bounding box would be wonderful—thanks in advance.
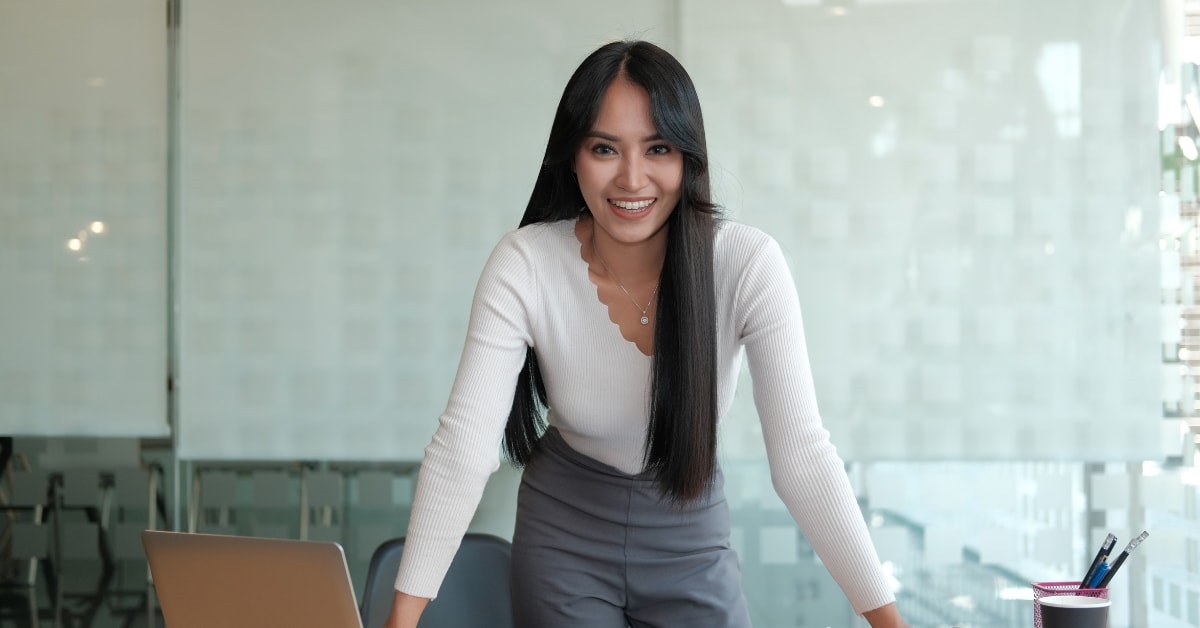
[0,0,169,438]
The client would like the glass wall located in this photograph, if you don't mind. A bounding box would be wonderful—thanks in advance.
[2,1,1197,627]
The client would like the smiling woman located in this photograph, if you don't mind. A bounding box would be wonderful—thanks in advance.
[383,40,910,628]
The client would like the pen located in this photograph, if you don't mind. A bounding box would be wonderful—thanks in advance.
[1096,530,1149,588]
[1086,561,1109,588]
[1081,533,1116,587]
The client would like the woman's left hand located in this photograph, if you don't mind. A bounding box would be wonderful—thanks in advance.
[862,602,909,628]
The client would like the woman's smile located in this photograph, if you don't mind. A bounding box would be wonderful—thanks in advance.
[608,197,657,215]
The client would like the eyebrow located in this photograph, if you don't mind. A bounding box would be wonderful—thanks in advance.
[585,131,665,143]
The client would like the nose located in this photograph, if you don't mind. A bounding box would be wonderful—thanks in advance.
[616,153,648,192]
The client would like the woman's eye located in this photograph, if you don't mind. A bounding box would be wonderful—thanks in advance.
[592,144,616,155]
[649,144,672,155]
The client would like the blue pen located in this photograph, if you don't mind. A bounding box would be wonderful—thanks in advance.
[1087,562,1110,589]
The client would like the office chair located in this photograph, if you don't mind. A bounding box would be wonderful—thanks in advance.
[359,533,514,628]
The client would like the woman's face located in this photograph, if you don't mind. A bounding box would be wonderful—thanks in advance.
[574,77,683,250]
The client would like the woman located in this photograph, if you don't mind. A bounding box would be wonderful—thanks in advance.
[386,40,908,628]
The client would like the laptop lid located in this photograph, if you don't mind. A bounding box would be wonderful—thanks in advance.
[142,530,363,628]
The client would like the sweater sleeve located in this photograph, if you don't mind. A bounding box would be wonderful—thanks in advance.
[393,230,538,598]
[736,235,895,614]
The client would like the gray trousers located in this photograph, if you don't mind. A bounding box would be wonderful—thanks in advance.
[511,427,752,627]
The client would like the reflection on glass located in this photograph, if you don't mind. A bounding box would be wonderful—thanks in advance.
[1160,75,1182,130]
[950,594,976,611]
[1179,135,1198,161]
[1034,42,1081,137]
[1000,586,1034,601]
[1185,93,1200,128]
[1182,465,1199,487]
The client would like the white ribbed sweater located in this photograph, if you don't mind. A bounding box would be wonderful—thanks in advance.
[394,218,894,614]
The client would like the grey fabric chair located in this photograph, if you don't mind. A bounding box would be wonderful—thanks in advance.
[359,533,514,628]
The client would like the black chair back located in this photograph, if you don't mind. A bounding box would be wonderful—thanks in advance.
[359,533,514,628]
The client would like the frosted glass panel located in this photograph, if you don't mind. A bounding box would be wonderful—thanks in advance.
[689,0,1163,461]
[176,0,676,459]
[0,0,169,437]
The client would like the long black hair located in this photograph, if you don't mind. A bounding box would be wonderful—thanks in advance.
[503,40,719,502]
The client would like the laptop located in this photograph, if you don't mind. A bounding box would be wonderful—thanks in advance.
[142,530,364,628]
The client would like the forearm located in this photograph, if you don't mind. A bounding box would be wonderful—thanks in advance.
[382,591,429,628]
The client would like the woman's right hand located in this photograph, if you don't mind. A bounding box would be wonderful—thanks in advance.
[382,591,430,628]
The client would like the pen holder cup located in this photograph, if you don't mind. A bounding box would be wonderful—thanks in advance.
[1033,581,1108,628]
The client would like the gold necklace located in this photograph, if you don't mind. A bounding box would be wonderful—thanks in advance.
[591,231,660,325]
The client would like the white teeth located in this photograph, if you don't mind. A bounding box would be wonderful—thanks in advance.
[611,199,654,210]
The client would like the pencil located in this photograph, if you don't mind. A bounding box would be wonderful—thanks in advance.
[1097,530,1149,588]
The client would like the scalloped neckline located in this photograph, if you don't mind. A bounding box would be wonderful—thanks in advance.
[574,215,656,357]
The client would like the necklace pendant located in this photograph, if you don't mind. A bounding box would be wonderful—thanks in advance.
[640,315,649,325]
